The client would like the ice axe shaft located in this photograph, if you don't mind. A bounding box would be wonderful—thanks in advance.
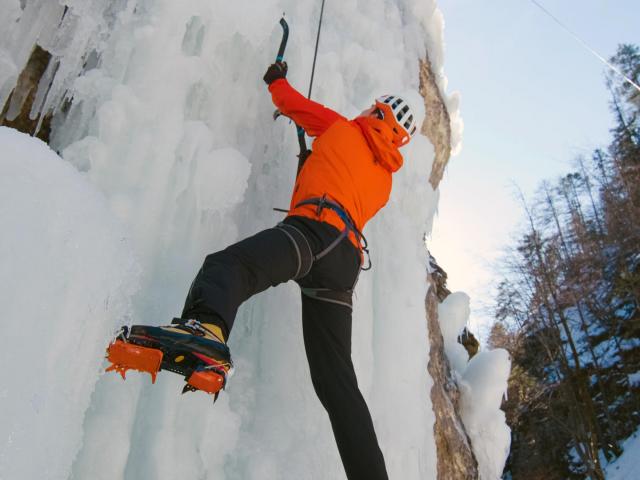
[276,17,288,62]
[273,17,289,120]
[271,17,309,167]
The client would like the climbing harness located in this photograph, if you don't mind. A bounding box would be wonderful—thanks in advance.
[294,195,370,268]
[276,221,314,280]
[273,195,371,309]
[275,194,370,265]
[268,5,369,309]
[299,287,354,309]
[274,193,371,269]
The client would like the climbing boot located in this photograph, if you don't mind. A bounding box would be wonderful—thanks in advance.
[106,318,232,400]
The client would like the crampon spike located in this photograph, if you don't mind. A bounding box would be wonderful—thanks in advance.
[182,384,197,395]
[186,370,225,395]
[106,339,163,384]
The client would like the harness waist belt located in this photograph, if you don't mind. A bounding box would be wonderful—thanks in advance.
[294,195,371,270]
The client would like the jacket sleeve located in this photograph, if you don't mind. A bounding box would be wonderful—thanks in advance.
[268,79,345,137]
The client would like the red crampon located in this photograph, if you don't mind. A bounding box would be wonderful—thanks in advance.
[106,331,230,398]
[106,339,163,383]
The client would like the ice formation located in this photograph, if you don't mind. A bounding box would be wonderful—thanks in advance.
[438,293,512,480]
[0,1,507,479]
[0,127,139,479]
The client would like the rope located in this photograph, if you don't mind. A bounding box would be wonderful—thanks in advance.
[528,0,640,94]
[307,0,327,99]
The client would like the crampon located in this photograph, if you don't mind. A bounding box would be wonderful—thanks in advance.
[106,321,232,401]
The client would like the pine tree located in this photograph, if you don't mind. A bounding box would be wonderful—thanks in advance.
[496,44,640,479]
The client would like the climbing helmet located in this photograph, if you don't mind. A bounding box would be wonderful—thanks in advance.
[374,95,418,147]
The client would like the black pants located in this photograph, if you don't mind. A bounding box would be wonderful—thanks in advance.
[182,216,388,480]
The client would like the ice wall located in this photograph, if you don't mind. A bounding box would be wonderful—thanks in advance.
[0,127,139,479]
[438,293,511,480]
[1,1,457,478]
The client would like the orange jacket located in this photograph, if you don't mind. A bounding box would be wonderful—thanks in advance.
[268,79,404,250]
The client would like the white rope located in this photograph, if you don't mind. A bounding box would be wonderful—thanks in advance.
[529,0,640,94]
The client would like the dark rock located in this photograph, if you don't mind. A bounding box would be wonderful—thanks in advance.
[0,45,53,142]
[460,328,479,359]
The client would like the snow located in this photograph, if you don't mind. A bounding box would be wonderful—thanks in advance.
[0,126,139,480]
[460,350,512,480]
[439,293,511,480]
[439,292,472,373]
[0,1,507,479]
[628,372,640,387]
[605,428,640,480]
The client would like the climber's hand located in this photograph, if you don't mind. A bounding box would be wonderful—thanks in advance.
[263,61,288,85]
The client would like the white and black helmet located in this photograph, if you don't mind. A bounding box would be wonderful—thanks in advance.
[374,95,418,146]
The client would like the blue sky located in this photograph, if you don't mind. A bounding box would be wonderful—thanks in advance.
[429,0,640,341]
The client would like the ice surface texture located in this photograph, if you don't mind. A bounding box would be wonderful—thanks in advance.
[0,127,139,480]
[439,293,512,480]
[0,0,495,479]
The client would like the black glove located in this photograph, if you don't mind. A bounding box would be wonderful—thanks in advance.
[263,61,288,85]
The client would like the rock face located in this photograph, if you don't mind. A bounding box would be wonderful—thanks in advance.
[460,327,480,359]
[420,55,479,478]
[429,253,453,301]
[0,45,52,142]
[426,270,479,479]
[419,57,452,190]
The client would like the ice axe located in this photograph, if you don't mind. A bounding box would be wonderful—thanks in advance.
[270,14,328,173]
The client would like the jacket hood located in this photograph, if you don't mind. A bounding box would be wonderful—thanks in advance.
[353,116,404,173]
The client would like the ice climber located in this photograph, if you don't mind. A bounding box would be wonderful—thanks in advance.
[107,61,418,480]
